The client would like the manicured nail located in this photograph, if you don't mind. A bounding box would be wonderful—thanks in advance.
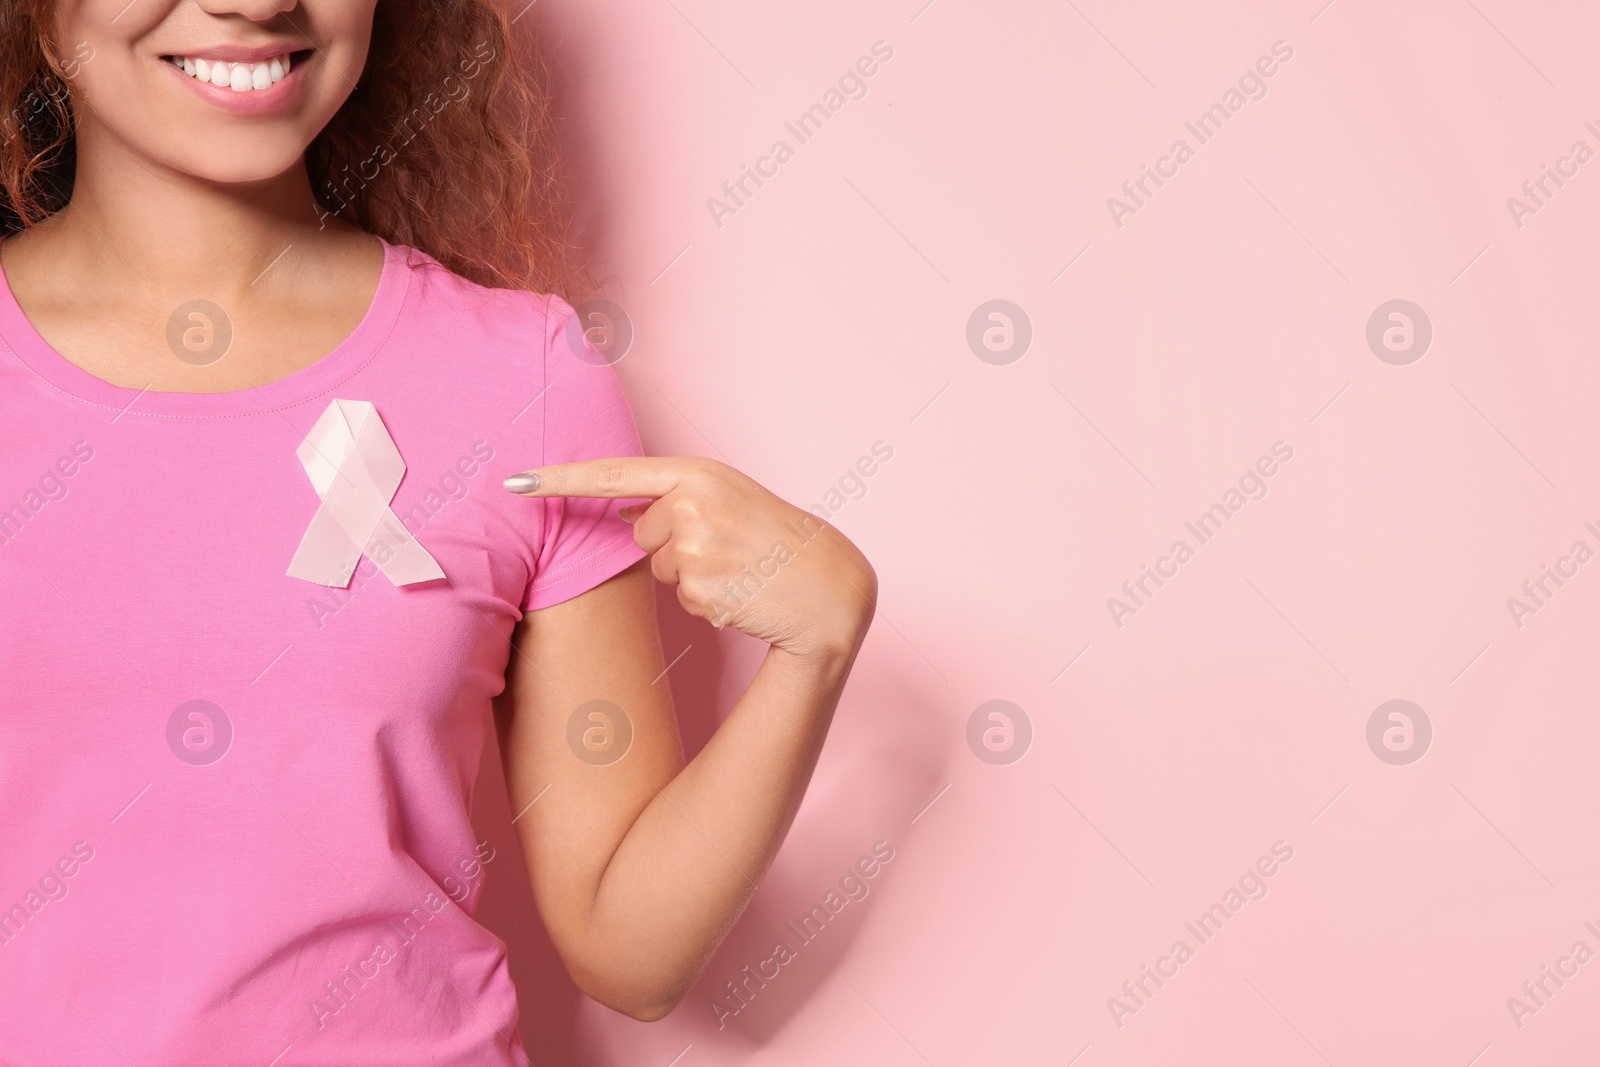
[503,471,540,493]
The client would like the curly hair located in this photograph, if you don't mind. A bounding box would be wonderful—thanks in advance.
[0,0,593,300]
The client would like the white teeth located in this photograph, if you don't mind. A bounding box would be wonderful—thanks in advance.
[170,54,294,91]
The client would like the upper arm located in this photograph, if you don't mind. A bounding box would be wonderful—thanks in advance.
[492,288,683,1002]
[493,555,685,995]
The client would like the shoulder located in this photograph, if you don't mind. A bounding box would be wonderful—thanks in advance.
[379,240,634,441]
[389,241,579,358]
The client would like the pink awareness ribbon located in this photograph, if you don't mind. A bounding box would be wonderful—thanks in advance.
[286,399,445,588]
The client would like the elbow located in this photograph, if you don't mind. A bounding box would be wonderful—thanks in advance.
[620,992,686,1023]
[592,985,689,1023]
[574,968,694,1023]
[558,918,709,1021]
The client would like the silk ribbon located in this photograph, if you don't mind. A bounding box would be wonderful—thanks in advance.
[286,399,444,588]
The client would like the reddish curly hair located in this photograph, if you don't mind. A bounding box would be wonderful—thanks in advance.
[0,0,593,299]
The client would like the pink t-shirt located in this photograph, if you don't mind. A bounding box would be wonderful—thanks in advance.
[0,237,649,1064]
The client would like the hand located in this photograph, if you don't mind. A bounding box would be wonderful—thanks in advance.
[504,457,877,660]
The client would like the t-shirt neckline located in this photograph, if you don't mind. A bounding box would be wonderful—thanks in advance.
[0,234,409,417]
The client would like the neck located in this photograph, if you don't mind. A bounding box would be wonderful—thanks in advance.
[42,117,342,299]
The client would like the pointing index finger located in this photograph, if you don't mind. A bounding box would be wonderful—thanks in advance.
[502,456,683,499]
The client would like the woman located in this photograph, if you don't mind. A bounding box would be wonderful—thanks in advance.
[0,0,876,1062]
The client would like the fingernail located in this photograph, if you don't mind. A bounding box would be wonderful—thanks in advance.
[503,472,540,493]
[618,505,634,524]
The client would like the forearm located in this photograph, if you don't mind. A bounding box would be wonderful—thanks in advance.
[505,461,880,1018]
[574,639,861,1015]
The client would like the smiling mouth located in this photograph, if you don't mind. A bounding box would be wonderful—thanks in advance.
[162,50,313,92]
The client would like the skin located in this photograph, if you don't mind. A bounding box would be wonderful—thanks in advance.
[7,0,876,1023]
[4,0,382,392]
[498,459,875,1018]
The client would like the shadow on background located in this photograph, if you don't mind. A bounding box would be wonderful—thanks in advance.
[471,581,945,1064]
[468,11,941,1060]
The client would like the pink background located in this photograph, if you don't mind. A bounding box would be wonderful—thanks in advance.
[469,1,1600,1063]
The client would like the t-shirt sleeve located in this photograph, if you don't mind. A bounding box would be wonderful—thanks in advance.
[519,294,651,612]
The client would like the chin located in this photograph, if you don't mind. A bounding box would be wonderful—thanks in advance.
[150,138,317,187]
